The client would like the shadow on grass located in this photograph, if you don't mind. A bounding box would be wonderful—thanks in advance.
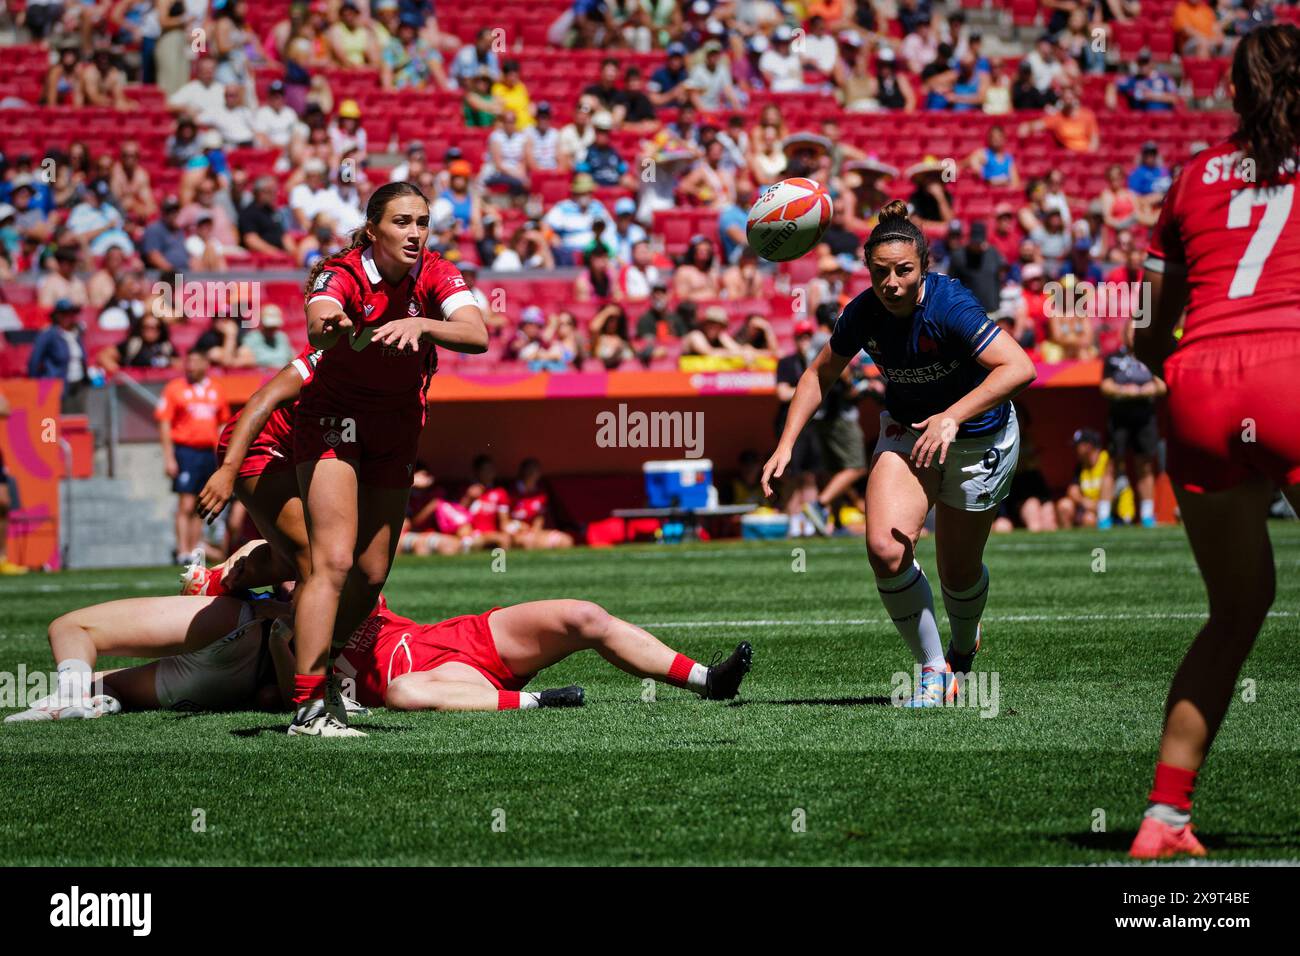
[230,722,403,738]
[727,696,894,708]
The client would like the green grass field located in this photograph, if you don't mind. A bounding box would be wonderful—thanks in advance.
[1,524,1297,866]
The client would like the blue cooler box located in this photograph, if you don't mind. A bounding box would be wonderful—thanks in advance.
[741,513,790,540]
[644,459,713,509]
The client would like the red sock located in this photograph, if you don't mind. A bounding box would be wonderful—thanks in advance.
[292,674,326,706]
[1148,762,1197,811]
[497,690,520,710]
[203,565,226,596]
[666,653,696,688]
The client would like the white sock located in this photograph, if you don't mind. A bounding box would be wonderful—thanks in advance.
[942,565,989,655]
[687,662,709,693]
[1145,802,1191,827]
[1140,498,1155,521]
[876,562,945,669]
[519,692,541,710]
[1098,499,1112,522]
[56,659,93,704]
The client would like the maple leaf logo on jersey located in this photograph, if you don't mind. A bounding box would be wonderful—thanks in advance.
[450,274,467,288]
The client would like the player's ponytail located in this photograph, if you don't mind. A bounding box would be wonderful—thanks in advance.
[302,181,429,295]
[1231,23,1300,184]
[865,199,930,272]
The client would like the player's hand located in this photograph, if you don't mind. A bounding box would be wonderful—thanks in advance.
[164,454,178,479]
[761,446,791,498]
[370,317,429,352]
[910,415,958,469]
[319,310,354,342]
[196,465,235,524]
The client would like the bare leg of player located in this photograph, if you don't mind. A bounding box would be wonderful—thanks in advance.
[491,599,752,701]
[1131,479,1287,859]
[934,502,999,686]
[333,485,410,653]
[5,596,249,722]
[385,661,502,712]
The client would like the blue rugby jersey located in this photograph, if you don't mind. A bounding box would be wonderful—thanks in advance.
[828,272,1009,438]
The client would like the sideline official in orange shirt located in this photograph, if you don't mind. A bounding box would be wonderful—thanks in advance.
[155,347,229,564]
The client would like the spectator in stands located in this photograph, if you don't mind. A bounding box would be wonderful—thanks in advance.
[948,221,1005,314]
[179,176,241,254]
[95,270,147,333]
[492,60,534,130]
[289,158,344,235]
[734,312,778,357]
[195,314,254,368]
[748,123,787,185]
[1099,245,1146,354]
[482,111,531,198]
[328,100,368,160]
[463,68,502,129]
[545,310,584,370]
[28,299,89,414]
[388,140,428,183]
[589,303,635,369]
[1173,0,1228,58]
[1127,141,1172,211]
[617,239,660,302]
[451,26,501,84]
[243,304,293,369]
[109,141,157,224]
[169,56,224,122]
[609,197,647,264]
[87,248,131,311]
[900,14,940,73]
[96,313,177,374]
[1029,207,1072,276]
[618,67,658,131]
[1113,51,1181,111]
[1024,32,1067,95]
[1047,280,1097,362]
[65,180,133,258]
[518,102,560,174]
[181,213,227,271]
[1227,0,1275,38]
[328,0,380,67]
[583,57,623,113]
[649,41,694,107]
[237,176,292,259]
[673,234,722,302]
[758,24,806,93]
[1094,164,1139,237]
[1061,236,1104,285]
[1023,86,1098,152]
[156,347,229,563]
[543,173,613,265]
[966,124,1019,188]
[38,247,89,310]
[678,139,736,208]
[507,307,568,372]
[43,44,84,108]
[1041,168,1074,226]
[210,0,255,87]
[166,117,204,168]
[682,306,744,359]
[688,39,745,112]
[633,283,688,365]
[139,196,190,273]
[858,46,915,112]
[381,11,452,91]
[81,43,132,109]
[1010,60,1053,111]
[5,179,50,243]
[906,156,954,236]
[721,247,765,300]
[577,112,632,189]
[559,102,597,169]
[1016,262,1051,352]
[1056,428,1110,529]
[574,245,616,303]
[493,219,555,271]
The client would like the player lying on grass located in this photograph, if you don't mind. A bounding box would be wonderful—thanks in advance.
[4,584,752,720]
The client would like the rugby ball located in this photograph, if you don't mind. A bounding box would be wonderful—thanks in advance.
[746,178,833,262]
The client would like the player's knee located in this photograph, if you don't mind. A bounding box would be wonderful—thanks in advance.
[313,546,353,584]
[565,600,611,639]
[866,531,909,576]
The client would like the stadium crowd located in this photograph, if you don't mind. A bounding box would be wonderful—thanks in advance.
[1,0,1290,557]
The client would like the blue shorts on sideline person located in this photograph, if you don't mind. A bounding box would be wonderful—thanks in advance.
[173,443,217,495]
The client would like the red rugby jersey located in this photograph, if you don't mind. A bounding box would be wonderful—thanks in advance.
[304,246,477,411]
[468,486,511,533]
[1146,139,1300,348]
[510,485,549,523]
[333,605,420,708]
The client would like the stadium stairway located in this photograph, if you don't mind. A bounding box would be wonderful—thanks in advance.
[62,445,176,569]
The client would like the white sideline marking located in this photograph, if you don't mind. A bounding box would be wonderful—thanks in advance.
[641,610,1297,629]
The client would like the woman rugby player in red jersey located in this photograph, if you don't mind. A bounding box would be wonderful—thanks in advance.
[762,201,1036,708]
[293,182,488,736]
[1129,24,1300,859]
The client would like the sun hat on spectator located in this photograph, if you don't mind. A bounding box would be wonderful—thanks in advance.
[747,35,769,54]
[1021,263,1045,281]
[261,305,284,328]
[592,112,615,131]
[839,30,864,48]
[449,159,473,177]
[906,155,947,181]
[536,101,553,117]
[268,79,285,95]
[0,203,14,223]
[667,41,687,57]
[845,157,899,180]
[702,306,729,325]
[162,195,181,212]
[460,259,480,273]
[794,318,815,337]
[701,40,723,55]
[52,298,78,314]
[406,140,426,156]
[995,201,1015,218]
[614,197,636,216]
[304,158,328,176]
[877,46,897,62]
[571,173,597,195]
[782,132,833,158]
[521,306,545,325]
[338,100,362,120]
[773,24,794,44]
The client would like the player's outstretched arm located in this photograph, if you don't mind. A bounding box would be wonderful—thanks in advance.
[1133,269,1187,380]
[762,344,850,496]
[196,362,307,524]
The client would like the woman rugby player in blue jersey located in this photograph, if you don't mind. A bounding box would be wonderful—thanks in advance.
[763,200,1036,707]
